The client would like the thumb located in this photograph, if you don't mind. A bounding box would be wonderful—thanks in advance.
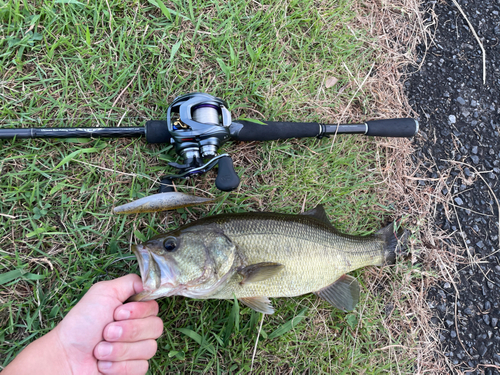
[96,274,144,303]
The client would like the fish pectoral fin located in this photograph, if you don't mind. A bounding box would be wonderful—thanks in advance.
[125,290,154,303]
[314,274,360,312]
[238,262,284,284]
[239,296,274,314]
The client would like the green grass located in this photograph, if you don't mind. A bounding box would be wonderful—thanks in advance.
[1,0,416,373]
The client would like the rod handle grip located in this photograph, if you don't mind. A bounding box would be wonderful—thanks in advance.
[365,118,418,137]
[230,121,320,141]
[145,120,171,144]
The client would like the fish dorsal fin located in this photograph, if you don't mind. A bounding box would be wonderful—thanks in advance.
[239,296,274,314]
[301,205,332,227]
[238,262,284,284]
[314,274,360,312]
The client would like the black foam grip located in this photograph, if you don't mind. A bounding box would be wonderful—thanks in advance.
[365,118,418,137]
[145,120,171,144]
[216,156,240,192]
[232,121,321,141]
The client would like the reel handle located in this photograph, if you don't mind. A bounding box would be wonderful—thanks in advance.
[215,155,240,191]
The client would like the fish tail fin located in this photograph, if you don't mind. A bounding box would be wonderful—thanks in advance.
[377,221,409,265]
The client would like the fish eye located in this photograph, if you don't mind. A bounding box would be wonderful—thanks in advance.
[163,237,177,252]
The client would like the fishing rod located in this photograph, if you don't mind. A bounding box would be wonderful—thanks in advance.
[0,92,418,193]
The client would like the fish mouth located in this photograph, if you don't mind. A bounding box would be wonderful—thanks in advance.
[131,244,178,293]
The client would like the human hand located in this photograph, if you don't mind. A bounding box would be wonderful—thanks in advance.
[3,274,163,375]
[56,274,164,374]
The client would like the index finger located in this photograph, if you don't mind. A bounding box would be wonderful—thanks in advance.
[114,300,159,321]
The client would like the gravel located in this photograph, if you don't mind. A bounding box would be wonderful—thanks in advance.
[405,0,500,373]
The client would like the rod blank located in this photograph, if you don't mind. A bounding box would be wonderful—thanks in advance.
[0,127,145,139]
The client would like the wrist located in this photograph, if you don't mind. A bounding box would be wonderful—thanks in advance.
[2,328,73,375]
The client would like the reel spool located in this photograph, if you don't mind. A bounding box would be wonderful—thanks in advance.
[192,104,221,157]
[192,104,220,125]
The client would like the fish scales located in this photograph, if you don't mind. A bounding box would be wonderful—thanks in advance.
[199,213,386,299]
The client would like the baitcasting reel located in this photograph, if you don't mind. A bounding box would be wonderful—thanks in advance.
[155,92,239,192]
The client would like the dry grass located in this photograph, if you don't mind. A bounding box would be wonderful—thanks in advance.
[336,0,469,373]
[352,1,498,374]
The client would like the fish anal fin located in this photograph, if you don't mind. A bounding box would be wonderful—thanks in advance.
[239,296,274,314]
[301,205,332,227]
[238,262,284,284]
[314,274,360,312]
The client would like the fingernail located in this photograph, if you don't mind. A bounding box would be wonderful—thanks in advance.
[116,309,130,320]
[107,325,123,340]
[98,361,112,370]
[98,342,113,357]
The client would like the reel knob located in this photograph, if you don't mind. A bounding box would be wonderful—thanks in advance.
[159,178,175,193]
[215,156,240,192]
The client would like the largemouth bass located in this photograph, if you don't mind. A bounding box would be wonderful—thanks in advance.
[127,206,406,314]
